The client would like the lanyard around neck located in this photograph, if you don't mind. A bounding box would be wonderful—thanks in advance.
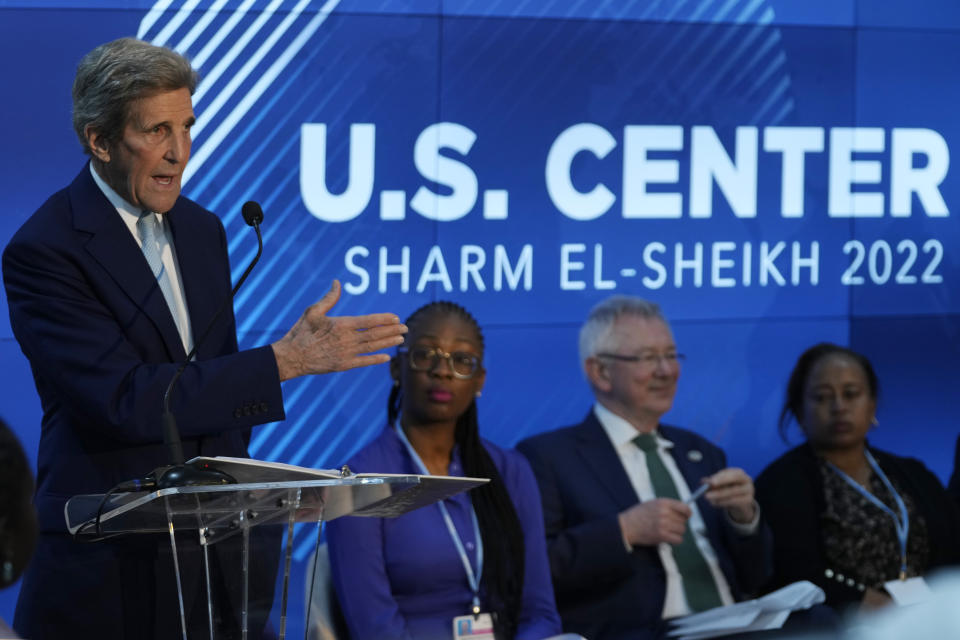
[827,450,910,580]
[394,423,485,613]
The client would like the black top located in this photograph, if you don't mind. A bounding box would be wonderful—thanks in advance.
[755,443,960,610]
[949,435,960,507]
[816,458,929,589]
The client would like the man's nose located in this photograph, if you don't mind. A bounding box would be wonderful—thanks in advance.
[652,355,671,375]
[166,129,191,164]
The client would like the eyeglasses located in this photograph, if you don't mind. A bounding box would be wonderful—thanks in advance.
[595,352,686,370]
[398,347,482,379]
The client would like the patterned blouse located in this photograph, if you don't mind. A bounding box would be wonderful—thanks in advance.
[818,457,930,590]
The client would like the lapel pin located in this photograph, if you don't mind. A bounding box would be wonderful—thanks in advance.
[687,450,703,462]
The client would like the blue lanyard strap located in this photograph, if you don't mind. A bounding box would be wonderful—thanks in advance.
[827,450,910,580]
[394,423,485,613]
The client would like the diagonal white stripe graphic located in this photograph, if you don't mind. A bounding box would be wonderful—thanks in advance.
[150,0,201,47]
[173,0,230,54]
[190,0,258,70]
[137,0,175,39]
[184,0,342,185]
[191,0,286,109]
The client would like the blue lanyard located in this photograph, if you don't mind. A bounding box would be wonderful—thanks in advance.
[394,423,485,614]
[827,450,910,580]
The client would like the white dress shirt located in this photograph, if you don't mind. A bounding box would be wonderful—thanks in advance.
[90,163,194,354]
[594,403,737,618]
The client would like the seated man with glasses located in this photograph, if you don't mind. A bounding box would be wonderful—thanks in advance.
[517,295,771,640]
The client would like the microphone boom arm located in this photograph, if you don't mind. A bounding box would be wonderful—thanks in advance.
[156,203,265,487]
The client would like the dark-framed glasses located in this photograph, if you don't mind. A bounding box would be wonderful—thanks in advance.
[398,347,482,379]
[596,352,686,370]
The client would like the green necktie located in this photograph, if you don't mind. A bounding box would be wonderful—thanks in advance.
[633,432,724,612]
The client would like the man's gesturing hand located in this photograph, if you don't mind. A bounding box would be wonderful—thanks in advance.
[271,280,407,382]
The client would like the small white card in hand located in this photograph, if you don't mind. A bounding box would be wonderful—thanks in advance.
[453,612,494,640]
[884,577,932,606]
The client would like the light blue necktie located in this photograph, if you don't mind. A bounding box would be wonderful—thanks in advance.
[137,211,178,321]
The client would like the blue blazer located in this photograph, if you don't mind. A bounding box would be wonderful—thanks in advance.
[3,166,285,638]
[517,412,771,640]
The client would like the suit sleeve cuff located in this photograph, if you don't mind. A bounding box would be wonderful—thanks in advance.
[725,500,761,535]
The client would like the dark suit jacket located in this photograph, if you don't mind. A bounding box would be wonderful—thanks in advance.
[3,166,285,639]
[755,443,960,611]
[516,412,771,640]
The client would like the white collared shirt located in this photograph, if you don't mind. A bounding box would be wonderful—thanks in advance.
[594,403,736,618]
[90,163,194,354]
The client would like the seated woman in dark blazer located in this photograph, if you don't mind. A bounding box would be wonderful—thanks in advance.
[326,301,561,640]
[755,343,960,612]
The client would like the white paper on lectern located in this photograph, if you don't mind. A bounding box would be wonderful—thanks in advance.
[188,456,470,484]
[186,456,343,482]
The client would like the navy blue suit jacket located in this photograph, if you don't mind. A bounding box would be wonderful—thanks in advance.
[517,412,771,640]
[3,166,285,638]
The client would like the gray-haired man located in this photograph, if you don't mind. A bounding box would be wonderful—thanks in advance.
[518,295,771,640]
[4,38,405,639]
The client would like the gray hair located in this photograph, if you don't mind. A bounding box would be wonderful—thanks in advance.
[578,295,669,366]
[72,38,198,156]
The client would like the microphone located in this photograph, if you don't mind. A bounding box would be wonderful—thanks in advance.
[242,200,264,225]
[152,201,266,489]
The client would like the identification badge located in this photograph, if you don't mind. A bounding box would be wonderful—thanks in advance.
[884,576,932,606]
[453,612,494,640]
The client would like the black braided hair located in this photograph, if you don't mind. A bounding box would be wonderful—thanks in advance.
[388,301,525,640]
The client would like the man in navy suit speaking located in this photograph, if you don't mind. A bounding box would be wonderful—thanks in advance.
[2,38,406,639]
[517,296,771,640]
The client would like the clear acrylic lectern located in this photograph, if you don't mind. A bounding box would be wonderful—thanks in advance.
[65,456,487,640]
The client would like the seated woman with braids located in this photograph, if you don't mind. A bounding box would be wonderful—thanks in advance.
[326,301,561,640]
[755,343,960,612]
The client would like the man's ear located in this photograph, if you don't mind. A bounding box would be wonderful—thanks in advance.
[85,126,111,163]
[584,356,612,393]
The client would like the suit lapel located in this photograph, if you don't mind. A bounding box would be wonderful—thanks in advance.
[661,425,709,491]
[71,167,185,361]
[574,412,641,510]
